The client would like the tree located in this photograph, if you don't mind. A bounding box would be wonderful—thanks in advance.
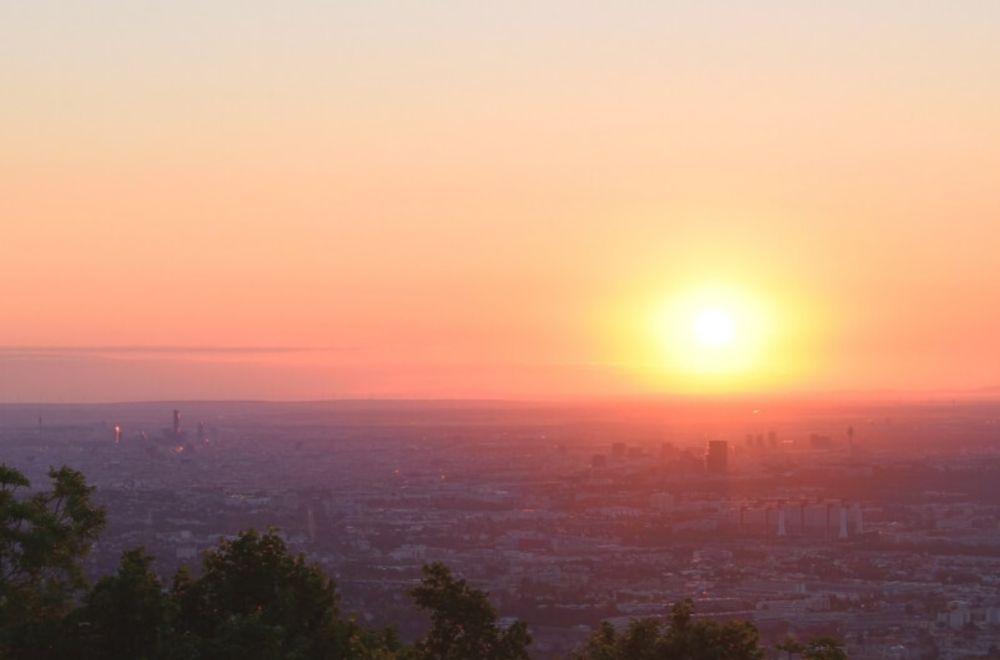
[799,636,848,660]
[410,562,531,660]
[0,464,106,658]
[171,528,354,659]
[572,599,764,660]
[573,621,621,660]
[775,635,848,660]
[776,635,805,659]
[65,548,169,659]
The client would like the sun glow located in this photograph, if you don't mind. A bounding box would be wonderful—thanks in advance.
[646,284,778,387]
[692,307,736,347]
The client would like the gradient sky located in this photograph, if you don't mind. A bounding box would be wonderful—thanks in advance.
[3,1,1000,401]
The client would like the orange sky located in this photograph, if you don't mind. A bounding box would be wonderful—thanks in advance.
[2,2,999,401]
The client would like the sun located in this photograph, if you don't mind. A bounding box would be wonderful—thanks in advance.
[692,307,736,347]
[606,277,813,393]
[647,284,773,382]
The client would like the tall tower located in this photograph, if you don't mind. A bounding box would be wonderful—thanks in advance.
[839,503,849,539]
[705,441,728,475]
[172,409,181,436]
[114,425,122,445]
[777,504,787,537]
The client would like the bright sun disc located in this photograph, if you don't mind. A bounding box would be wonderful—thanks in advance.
[647,284,776,382]
[692,308,735,347]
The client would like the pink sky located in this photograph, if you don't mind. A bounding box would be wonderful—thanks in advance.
[3,2,1000,401]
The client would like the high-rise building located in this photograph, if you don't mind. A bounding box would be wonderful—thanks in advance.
[809,433,833,450]
[705,440,728,474]
[660,442,678,462]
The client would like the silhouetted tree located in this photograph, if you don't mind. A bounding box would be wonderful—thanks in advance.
[65,548,169,659]
[410,562,531,660]
[799,636,848,660]
[171,528,354,659]
[776,635,805,659]
[0,464,105,658]
[572,599,763,660]
[775,634,848,660]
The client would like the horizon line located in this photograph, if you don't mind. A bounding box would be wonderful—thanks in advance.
[2,388,999,408]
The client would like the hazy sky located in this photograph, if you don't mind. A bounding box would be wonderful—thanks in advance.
[3,2,999,401]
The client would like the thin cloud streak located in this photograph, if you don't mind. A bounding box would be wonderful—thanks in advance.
[0,346,357,358]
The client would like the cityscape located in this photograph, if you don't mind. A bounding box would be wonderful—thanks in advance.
[5,2,1000,657]
[4,400,1000,658]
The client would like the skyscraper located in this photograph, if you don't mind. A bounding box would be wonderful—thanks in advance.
[705,440,728,475]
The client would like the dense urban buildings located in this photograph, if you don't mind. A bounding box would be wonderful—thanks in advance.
[3,399,1000,658]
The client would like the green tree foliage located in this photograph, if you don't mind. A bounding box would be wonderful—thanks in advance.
[800,636,849,660]
[63,527,399,660]
[573,599,764,660]
[776,635,849,660]
[170,528,354,659]
[776,636,806,659]
[0,464,106,658]
[410,562,531,660]
[65,548,169,659]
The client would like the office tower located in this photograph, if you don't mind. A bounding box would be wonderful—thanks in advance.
[705,440,728,474]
